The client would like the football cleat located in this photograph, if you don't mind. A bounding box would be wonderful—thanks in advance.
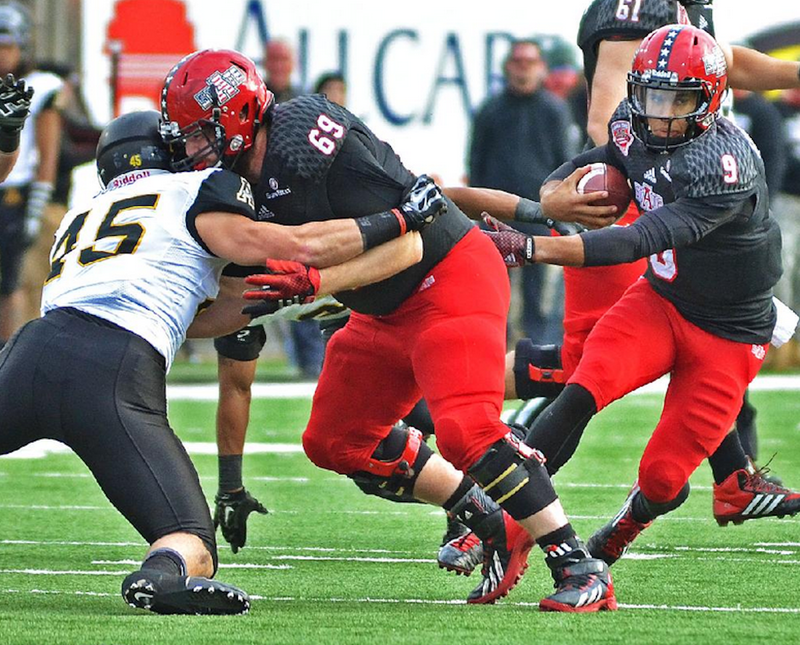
[539,558,617,613]
[466,511,534,604]
[713,467,800,526]
[587,483,651,566]
[438,527,483,576]
[121,569,250,615]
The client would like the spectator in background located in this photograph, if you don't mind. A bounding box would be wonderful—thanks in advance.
[774,87,800,365]
[314,71,346,106]
[0,1,62,346]
[541,35,589,152]
[264,39,301,103]
[468,38,574,345]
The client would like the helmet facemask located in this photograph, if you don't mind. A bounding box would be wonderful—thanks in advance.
[628,76,710,151]
[160,116,227,172]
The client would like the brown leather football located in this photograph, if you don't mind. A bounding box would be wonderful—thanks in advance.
[576,163,632,221]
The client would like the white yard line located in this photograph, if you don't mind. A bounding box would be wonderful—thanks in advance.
[2,587,798,614]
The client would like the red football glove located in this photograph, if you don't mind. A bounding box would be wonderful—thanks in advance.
[242,259,321,318]
[481,213,535,267]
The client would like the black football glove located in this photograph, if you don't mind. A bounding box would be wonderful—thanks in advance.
[481,213,535,267]
[213,488,269,554]
[0,73,33,153]
[398,174,447,231]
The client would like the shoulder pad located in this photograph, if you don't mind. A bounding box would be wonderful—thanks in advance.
[674,120,761,199]
[267,95,353,182]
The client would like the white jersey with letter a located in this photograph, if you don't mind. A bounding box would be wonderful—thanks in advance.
[42,168,255,368]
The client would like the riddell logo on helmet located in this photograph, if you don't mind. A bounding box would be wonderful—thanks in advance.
[194,65,247,110]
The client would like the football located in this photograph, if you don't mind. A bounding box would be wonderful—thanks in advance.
[576,162,632,220]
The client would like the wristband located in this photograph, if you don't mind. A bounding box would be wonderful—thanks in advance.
[514,197,545,224]
[355,209,404,250]
[218,454,244,492]
[0,128,20,153]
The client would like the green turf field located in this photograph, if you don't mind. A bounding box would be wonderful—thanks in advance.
[1,386,799,644]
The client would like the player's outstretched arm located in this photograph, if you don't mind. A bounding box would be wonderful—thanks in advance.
[726,45,800,92]
[444,185,616,231]
[482,214,586,268]
[242,232,422,317]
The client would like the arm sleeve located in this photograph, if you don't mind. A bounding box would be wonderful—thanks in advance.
[544,145,612,183]
[186,169,257,255]
[581,196,741,265]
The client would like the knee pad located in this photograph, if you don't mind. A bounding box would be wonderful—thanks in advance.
[639,457,692,504]
[350,425,434,503]
[214,325,267,362]
[514,340,566,400]
[468,429,556,521]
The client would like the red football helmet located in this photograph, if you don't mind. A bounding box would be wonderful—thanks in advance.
[160,49,274,171]
[627,25,727,151]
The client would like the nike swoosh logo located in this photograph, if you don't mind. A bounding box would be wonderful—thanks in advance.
[134,591,154,604]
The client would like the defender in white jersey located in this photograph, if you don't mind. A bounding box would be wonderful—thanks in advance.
[0,110,424,614]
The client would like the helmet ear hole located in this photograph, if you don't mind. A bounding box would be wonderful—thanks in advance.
[239,102,249,124]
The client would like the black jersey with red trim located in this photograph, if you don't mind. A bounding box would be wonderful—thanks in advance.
[578,0,714,92]
[552,101,780,344]
[251,94,473,315]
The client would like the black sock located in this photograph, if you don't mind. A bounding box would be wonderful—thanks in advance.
[442,476,474,513]
[218,454,243,492]
[141,548,186,577]
[630,491,654,524]
[707,431,749,485]
[536,523,587,570]
[525,384,596,470]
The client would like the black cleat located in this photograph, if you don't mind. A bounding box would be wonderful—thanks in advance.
[466,511,534,604]
[587,484,651,566]
[539,558,617,613]
[122,569,250,615]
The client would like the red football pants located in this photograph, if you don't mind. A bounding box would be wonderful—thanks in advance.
[559,201,647,376]
[303,227,511,474]
[570,279,767,503]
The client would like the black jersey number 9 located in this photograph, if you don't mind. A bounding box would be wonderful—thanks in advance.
[46,194,157,283]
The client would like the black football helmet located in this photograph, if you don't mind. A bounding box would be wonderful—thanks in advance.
[96,110,172,188]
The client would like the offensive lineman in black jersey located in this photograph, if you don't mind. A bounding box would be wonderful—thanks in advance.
[486,25,800,567]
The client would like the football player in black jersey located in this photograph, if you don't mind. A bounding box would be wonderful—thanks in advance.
[503,0,800,535]
[485,25,800,567]
[160,49,618,611]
